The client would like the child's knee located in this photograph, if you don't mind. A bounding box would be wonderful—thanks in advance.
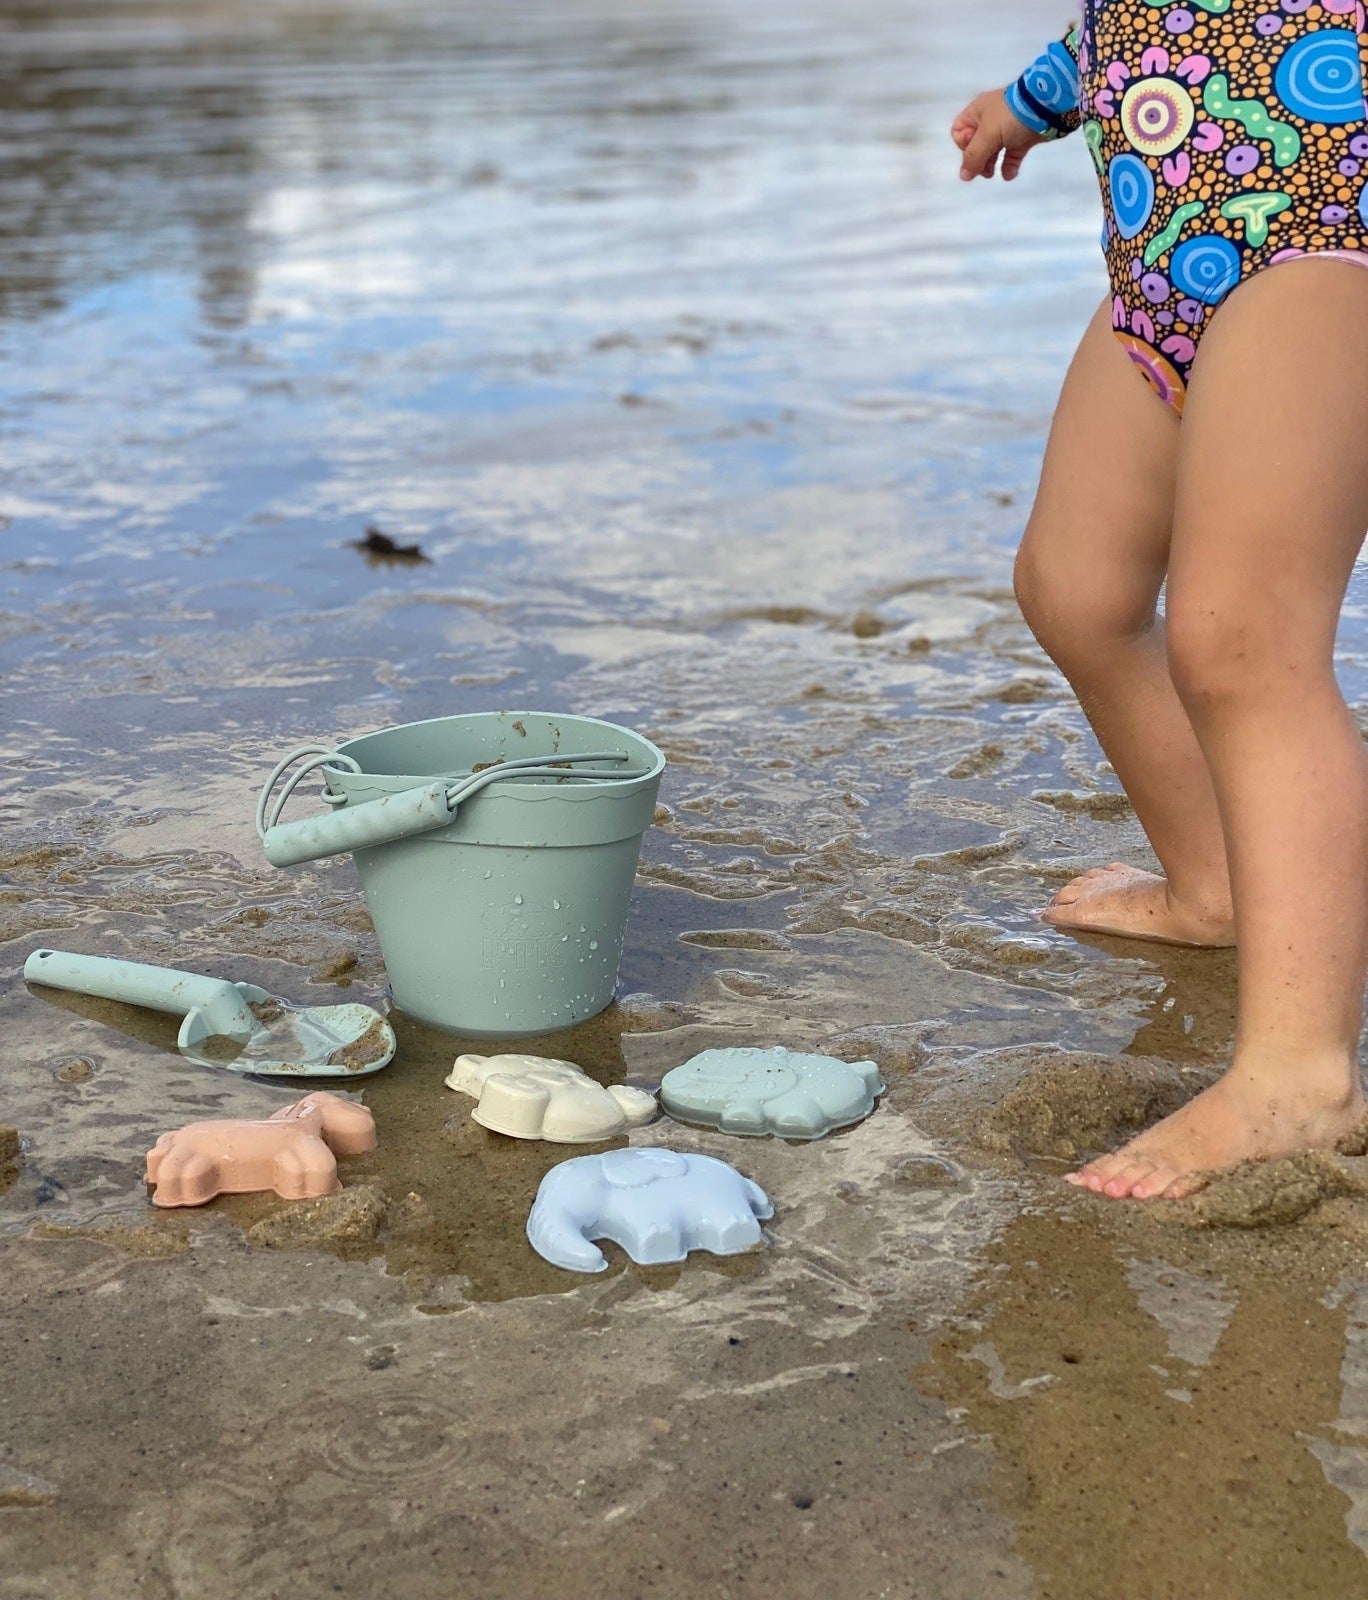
[1165,600,1235,710]
[1014,532,1079,652]
[1165,586,1294,712]
[1012,537,1047,625]
[1015,525,1153,667]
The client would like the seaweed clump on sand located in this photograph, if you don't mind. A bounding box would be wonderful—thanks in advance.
[0,1125,20,1192]
[351,525,430,563]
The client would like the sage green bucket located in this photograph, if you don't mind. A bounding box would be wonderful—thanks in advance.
[257,712,666,1037]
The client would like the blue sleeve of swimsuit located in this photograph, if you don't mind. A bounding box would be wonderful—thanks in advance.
[1005,29,1081,140]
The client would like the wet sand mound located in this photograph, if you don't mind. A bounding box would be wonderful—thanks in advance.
[246,1183,392,1250]
[1183,1149,1368,1230]
[921,1047,1214,1164]
[825,1022,929,1079]
[920,1046,1368,1233]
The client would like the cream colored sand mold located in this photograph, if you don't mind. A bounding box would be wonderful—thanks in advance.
[145,1092,377,1208]
[445,1052,657,1143]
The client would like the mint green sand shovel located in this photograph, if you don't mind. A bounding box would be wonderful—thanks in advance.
[23,949,396,1077]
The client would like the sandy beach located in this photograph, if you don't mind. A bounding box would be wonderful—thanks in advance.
[2,1,1367,1595]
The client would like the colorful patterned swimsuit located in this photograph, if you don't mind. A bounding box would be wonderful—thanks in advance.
[1007,0,1368,412]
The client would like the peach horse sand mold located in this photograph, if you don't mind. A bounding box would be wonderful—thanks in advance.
[145,1092,377,1207]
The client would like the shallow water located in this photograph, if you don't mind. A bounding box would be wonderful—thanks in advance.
[3,1,1368,1595]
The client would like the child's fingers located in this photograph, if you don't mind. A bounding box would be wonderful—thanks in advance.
[959,122,1003,181]
[1001,144,1031,181]
[950,117,976,152]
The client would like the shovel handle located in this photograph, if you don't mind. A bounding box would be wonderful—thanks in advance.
[23,950,246,1020]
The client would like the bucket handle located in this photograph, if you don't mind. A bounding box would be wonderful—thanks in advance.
[257,744,648,869]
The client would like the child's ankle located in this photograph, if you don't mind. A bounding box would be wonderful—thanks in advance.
[1227,1048,1364,1106]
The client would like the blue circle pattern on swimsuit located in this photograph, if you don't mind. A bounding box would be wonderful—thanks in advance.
[1274,32,1366,125]
[1110,152,1156,240]
[1004,38,1081,138]
[1169,235,1243,304]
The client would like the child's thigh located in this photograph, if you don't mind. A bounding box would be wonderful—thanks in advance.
[1172,260,1368,654]
[1022,298,1181,614]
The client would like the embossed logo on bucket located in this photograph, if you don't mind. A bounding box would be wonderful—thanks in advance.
[479,901,561,974]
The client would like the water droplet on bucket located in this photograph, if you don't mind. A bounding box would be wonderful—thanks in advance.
[589,940,599,951]
[514,894,524,906]
[552,899,561,911]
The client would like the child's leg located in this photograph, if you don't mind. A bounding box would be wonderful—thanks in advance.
[1015,303,1235,944]
[1070,258,1368,1200]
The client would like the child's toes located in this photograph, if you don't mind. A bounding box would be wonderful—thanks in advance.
[1066,1156,1119,1192]
[1049,869,1106,907]
[1136,1167,1203,1201]
[1051,865,1123,907]
[1101,1158,1160,1198]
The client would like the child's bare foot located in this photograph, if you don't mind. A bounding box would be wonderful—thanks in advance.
[1065,1065,1367,1200]
[1041,863,1235,947]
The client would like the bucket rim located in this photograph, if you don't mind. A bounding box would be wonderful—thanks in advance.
[331,710,666,796]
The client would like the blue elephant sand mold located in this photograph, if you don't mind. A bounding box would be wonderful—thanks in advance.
[660,1046,884,1140]
[526,1148,774,1273]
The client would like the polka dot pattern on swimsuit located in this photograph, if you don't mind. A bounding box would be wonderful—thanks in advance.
[1009,0,1368,412]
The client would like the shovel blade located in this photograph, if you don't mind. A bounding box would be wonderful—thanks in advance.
[180,1000,396,1078]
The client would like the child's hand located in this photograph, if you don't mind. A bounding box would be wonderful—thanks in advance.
[951,90,1043,182]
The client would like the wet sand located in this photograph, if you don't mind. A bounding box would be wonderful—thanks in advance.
[2,0,1368,1595]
